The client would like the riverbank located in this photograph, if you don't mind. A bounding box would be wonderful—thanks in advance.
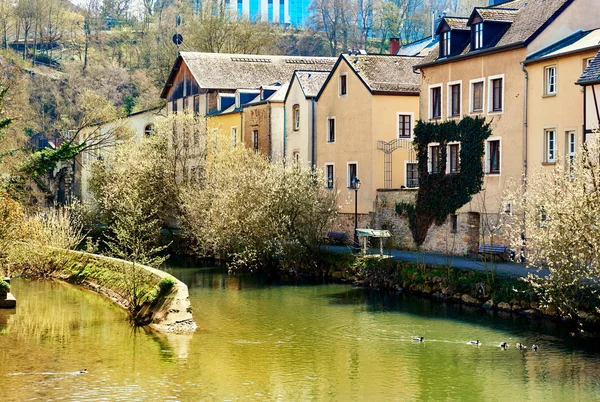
[15,248,196,333]
[318,252,600,336]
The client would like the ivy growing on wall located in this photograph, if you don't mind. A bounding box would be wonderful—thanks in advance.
[396,116,492,246]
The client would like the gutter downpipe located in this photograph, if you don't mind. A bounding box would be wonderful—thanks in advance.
[520,61,529,241]
[311,98,316,170]
[283,104,287,163]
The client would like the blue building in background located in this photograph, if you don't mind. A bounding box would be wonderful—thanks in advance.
[194,0,311,27]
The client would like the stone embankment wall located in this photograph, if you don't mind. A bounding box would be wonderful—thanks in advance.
[331,256,600,334]
[44,249,196,333]
[375,189,481,255]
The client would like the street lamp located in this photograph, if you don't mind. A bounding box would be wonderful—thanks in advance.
[351,176,361,251]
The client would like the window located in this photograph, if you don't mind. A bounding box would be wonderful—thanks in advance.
[325,164,334,189]
[231,127,238,147]
[430,86,442,119]
[471,80,484,112]
[545,66,556,95]
[183,97,189,111]
[293,104,300,131]
[486,139,500,174]
[252,130,259,151]
[430,145,440,174]
[398,114,412,138]
[450,214,458,234]
[449,143,460,173]
[473,23,483,50]
[193,95,200,114]
[172,100,178,114]
[347,162,357,188]
[567,131,576,166]
[292,151,299,163]
[449,83,461,117]
[545,129,556,163]
[144,124,155,136]
[583,57,593,71]
[441,31,451,57]
[490,77,503,112]
[406,162,419,188]
[339,73,347,96]
[327,117,336,143]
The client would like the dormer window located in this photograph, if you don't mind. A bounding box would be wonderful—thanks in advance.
[473,23,483,50]
[441,31,451,57]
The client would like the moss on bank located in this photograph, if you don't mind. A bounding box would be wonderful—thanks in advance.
[14,248,195,332]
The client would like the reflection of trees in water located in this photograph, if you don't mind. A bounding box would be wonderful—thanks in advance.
[7,279,127,343]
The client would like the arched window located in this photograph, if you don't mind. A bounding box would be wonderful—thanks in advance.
[144,123,155,136]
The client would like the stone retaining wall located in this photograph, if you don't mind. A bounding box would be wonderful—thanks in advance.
[56,250,196,333]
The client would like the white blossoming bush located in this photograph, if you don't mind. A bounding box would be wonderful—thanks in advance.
[507,133,600,319]
[180,145,338,273]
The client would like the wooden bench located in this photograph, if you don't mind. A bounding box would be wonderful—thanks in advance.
[326,232,348,245]
[478,244,509,261]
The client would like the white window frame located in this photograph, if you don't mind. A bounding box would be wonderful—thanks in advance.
[252,129,259,151]
[447,80,462,118]
[405,160,419,189]
[347,161,358,189]
[473,23,483,50]
[324,163,335,189]
[428,142,441,174]
[231,126,238,147]
[447,141,461,174]
[339,73,348,97]
[484,136,502,175]
[488,74,504,114]
[442,31,451,57]
[545,66,557,96]
[428,84,443,120]
[469,78,485,114]
[397,112,415,139]
[293,104,300,131]
[566,129,576,163]
[544,128,556,163]
[326,116,336,143]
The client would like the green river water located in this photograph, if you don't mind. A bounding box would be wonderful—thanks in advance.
[1,264,600,401]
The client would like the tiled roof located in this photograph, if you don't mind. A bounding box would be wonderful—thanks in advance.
[473,7,519,23]
[578,50,600,84]
[416,0,572,67]
[294,71,330,98]
[526,29,600,63]
[341,54,422,93]
[163,52,336,96]
[445,17,470,30]
[495,0,569,47]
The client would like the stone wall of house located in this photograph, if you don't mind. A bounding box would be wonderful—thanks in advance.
[243,105,271,157]
[372,189,482,255]
[330,189,515,255]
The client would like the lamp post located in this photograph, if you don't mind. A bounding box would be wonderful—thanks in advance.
[351,176,361,251]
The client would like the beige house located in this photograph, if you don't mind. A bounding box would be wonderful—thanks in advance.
[523,28,600,173]
[77,107,165,203]
[241,84,289,160]
[315,54,422,229]
[283,70,330,167]
[413,0,599,249]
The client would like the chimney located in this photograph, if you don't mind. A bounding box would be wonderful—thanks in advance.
[389,38,400,55]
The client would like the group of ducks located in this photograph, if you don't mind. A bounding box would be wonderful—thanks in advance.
[411,337,539,352]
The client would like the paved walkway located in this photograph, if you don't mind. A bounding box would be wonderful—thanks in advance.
[325,245,549,278]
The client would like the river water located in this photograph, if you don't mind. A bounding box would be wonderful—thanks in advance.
[1,265,600,401]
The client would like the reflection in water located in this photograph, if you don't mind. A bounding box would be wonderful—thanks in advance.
[2,266,600,401]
